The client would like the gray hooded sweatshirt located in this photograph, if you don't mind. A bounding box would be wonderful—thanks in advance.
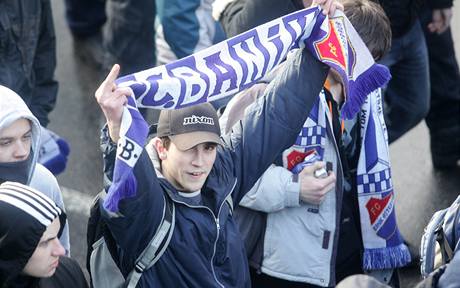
[0,85,70,254]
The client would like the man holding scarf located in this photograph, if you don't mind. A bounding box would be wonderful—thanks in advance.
[93,0,394,286]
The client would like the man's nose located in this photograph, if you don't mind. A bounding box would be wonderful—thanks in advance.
[51,239,66,257]
[191,150,205,166]
[14,141,29,159]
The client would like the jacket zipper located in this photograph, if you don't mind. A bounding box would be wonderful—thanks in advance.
[172,178,237,287]
[324,108,344,287]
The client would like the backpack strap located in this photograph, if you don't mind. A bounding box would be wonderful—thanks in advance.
[125,194,175,288]
[420,209,448,277]
[225,193,234,215]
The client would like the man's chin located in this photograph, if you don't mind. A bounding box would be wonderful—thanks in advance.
[182,181,206,192]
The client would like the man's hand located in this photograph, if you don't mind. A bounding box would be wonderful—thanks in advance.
[299,161,336,205]
[428,8,453,34]
[312,0,344,16]
[95,64,132,142]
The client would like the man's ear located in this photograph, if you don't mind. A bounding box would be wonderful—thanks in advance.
[153,138,167,160]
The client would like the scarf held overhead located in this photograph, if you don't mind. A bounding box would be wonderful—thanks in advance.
[104,6,391,213]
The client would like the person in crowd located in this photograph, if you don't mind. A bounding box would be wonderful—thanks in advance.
[219,0,409,287]
[420,1,460,169]
[155,0,229,109]
[64,0,107,67]
[0,181,88,288]
[217,0,442,145]
[0,85,70,254]
[96,50,327,287]
[0,0,58,128]
[215,0,307,38]
[0,1,70,175]
[375,0,447,143]
[64,0,156,76]
[93,1,345,286]
[155,0,226,66]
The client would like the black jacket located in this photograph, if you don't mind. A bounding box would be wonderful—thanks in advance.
[219,0,302,37]
[376,0,453,38]
[0,0,58,127]
[220,0,454,41]
[5,257,88,288]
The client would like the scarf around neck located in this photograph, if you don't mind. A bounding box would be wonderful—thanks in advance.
[0,155,33,185]
[283,89,411,270]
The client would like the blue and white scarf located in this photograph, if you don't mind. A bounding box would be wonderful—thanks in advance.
[104,7,391,225]
[284,89,411,270]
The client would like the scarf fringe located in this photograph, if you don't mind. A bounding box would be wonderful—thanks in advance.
[104,171,137,212]
[341,63,391,119]
[363,243,412,270]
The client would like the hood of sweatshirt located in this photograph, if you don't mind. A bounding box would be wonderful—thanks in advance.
[0,86,41,184]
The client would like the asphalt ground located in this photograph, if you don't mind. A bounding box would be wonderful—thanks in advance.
[47,1,460,286]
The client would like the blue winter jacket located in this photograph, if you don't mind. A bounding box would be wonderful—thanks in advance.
[101,49,329,287]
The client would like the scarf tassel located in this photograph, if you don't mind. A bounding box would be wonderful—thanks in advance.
[341,63,391,119]
[363,243,412,270]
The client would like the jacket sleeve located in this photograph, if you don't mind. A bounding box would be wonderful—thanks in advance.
[30,0,58,127]
[219,0,301,37]
[437,251,460,288]
[222,48,328,204]
[99,126,165,267]
[239,165,300,212]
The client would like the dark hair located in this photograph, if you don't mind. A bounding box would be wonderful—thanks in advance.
[160,136,171,149]
[343,0,391,61]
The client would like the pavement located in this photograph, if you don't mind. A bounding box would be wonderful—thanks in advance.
[47,1,460,287]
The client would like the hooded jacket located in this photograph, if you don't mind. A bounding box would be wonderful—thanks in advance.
[101,48,329,287]
[0,85,69,254]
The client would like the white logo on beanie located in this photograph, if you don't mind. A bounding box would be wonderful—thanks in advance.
[183,115,215,126]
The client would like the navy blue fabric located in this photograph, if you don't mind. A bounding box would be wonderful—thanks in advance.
[420,8,460,167]
[379,20,430,143]
[104,0,156,76]
[0,0,58,127]
[64,0,106,37]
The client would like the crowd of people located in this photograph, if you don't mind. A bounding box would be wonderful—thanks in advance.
[0,0,459,287]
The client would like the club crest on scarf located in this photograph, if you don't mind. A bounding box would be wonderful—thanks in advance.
[313,17,356,77]
[366,193,396,239]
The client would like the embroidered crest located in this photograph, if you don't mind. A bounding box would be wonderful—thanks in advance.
[284,149,316,171]
[366,193,396,239]
[313,17,356,77]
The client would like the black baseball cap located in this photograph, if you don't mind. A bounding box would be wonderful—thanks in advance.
[157,103,222,150]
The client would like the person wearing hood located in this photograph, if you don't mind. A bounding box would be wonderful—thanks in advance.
[0,181,87,288]
[0,85,70,254]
